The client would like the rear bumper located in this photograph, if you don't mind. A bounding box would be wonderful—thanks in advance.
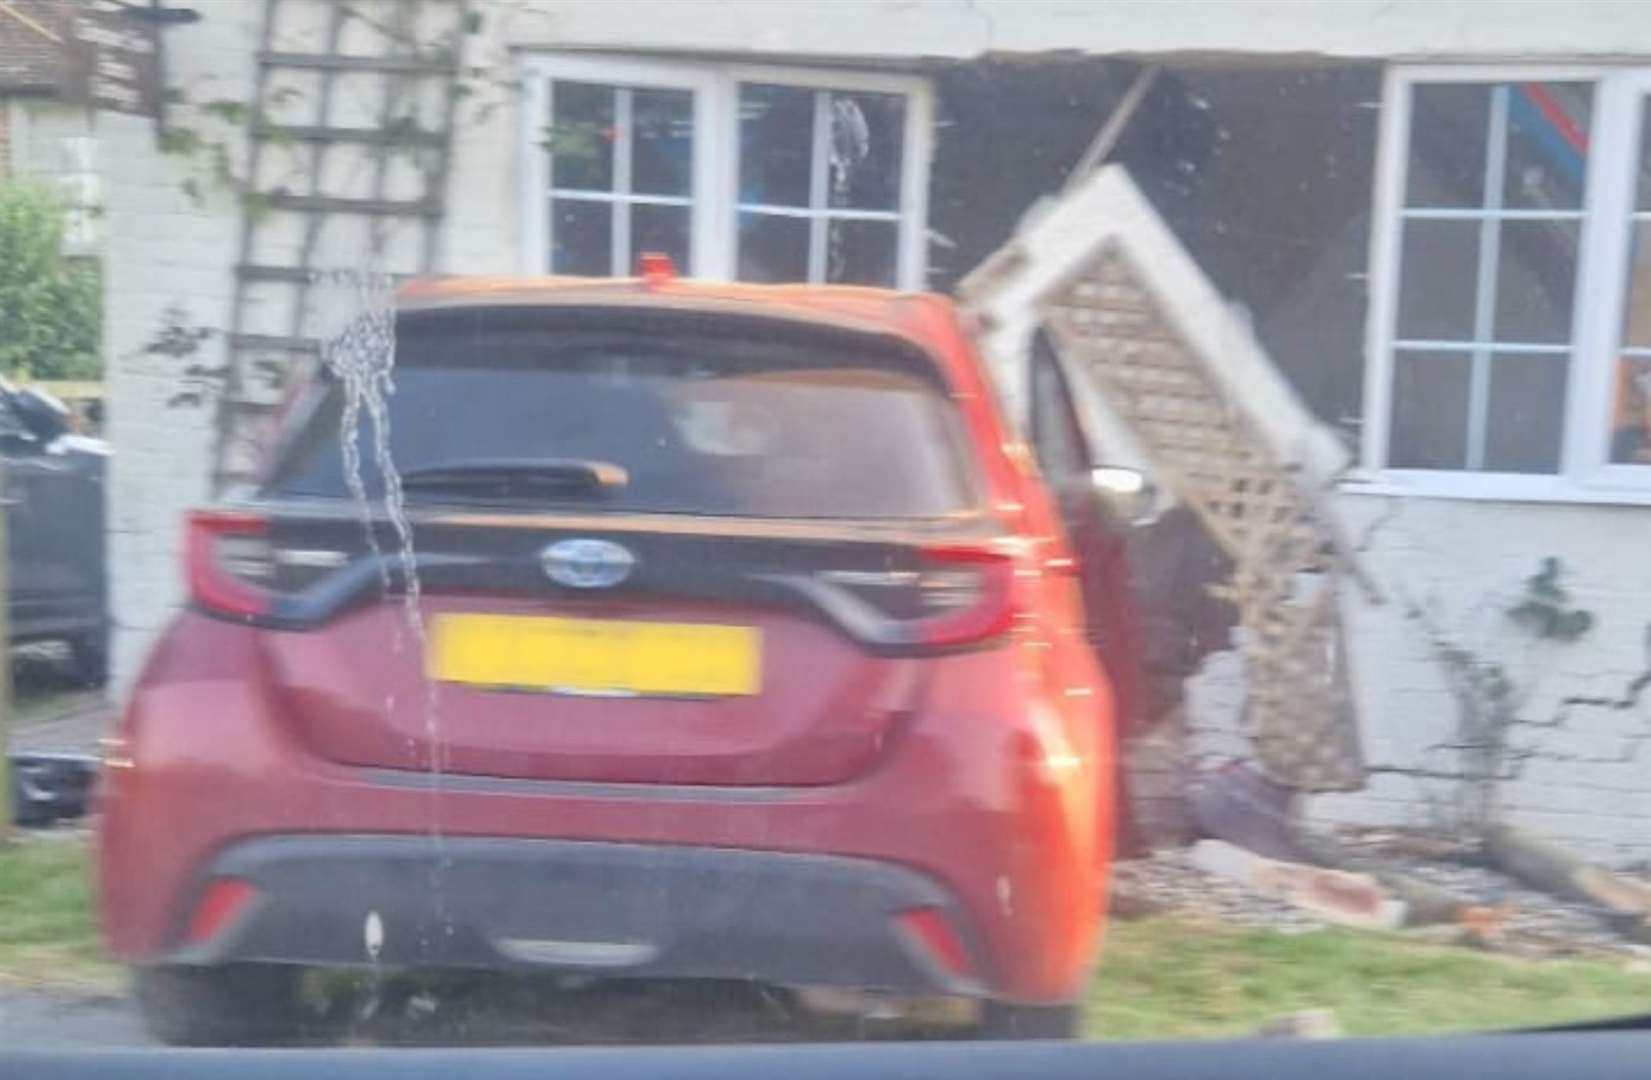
[166,835,986,995]
[100,614,1113,1005]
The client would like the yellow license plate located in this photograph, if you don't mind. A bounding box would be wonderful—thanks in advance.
[428,614,761,696]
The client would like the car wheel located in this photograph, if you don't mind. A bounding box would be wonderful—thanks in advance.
[68,633,108,688]
[133,963,306,1046]
[977,1000,1080,1039]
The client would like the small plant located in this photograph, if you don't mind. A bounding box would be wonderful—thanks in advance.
[144,305,218,409]
[1507,557,1595,642]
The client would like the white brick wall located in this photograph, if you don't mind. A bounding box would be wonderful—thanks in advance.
[103,4,259,688]
[1186,495,1651,865]
[6,99,92,182]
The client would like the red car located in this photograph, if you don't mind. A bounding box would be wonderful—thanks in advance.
[97,273,1119,1044]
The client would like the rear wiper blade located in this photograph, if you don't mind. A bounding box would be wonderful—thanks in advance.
[400,458,629,498]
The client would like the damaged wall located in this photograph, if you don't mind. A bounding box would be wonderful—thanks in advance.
[1300,496,1651,864]
[1179,493,1651,866]
[930,62,1380,435]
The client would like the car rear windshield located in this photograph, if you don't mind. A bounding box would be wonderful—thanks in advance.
[263,321,980,520]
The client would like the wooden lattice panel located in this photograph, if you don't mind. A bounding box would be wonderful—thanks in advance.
[1042,241,1363,792]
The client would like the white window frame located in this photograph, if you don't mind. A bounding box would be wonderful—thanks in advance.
[519,55,722,279]
[1360,64,1651,505]
[519,54,932,289]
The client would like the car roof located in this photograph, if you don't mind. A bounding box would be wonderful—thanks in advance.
[394,275,973,374]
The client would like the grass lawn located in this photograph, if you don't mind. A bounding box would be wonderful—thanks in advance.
[1087,915,1651,1038]
[0,833,118,993]
[3,834,1650,1036]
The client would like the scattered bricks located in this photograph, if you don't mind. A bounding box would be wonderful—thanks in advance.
[1188,840,1407,931]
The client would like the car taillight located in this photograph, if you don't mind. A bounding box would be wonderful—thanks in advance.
[185,509,275,619]
[185,877,257,946]
[815,543,1022,650]
[894,906,980,982]
[913,543,1019,647]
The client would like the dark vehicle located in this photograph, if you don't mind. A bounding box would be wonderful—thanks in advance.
[98,274,1125,1045]
[0,382,108,686]
[9,751,98,827]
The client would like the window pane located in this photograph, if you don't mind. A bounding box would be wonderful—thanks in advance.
[740,84,814,208]
[826,92,904,211]
[737,212,808,282]
[1503,82,1591,211]
[631,203,690,272]
[632,88,693,197]
[1483,352,1568,473]
[1406,83,1490,209]
[1611,356,1651,464]
[550,198,611,275]
[1621,221,1651,349]
[549,81,615,192]
[1619,227,1651,463]
[826,219,898,286]
[1494,219,1578,343]
[1390,350,1470,469]
[1396,220,1479,341]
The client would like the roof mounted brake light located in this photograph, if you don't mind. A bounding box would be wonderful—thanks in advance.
[638,252,677,289]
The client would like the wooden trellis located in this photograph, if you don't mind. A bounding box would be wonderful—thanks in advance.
[212,0,468,493]
[967,166,1375,793]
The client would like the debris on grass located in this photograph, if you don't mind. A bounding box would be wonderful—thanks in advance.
[1188,840,1406,931]
[1115,828,1651,959]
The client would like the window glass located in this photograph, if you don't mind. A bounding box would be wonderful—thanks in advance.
[736,82,907,285]
[1503,83,1591,210]
[269,329,977,519]
[1030,343,1089,484]
[736,211,809,281]
[1389,350,1472,469]
[548,80,615,191]
[826,218,898,285]
[630,203,691,271]
[826,91,905,211]
[1612,355,1651,463]
[1396,219,1479,340]
[537,70,922,287]
[1406,83,1490,208]
[1483,350,1569,472]
[1493,220,1578,344]
[739,83,814,207]
[546,80,696,276]
[550,198,610,274]
[1389,81,1591,472]
[631,88,693,197]
[1611,112,1651,465]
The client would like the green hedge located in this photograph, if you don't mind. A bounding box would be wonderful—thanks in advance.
[0,182,101,381]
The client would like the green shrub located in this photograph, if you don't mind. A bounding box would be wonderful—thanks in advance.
[0,182,102,381]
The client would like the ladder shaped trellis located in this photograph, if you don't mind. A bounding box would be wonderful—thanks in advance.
[211,0,469,493]
[964,166,1376,794]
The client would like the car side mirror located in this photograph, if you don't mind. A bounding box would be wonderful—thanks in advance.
[1089,466,1159,526]
[11,387,69,444]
